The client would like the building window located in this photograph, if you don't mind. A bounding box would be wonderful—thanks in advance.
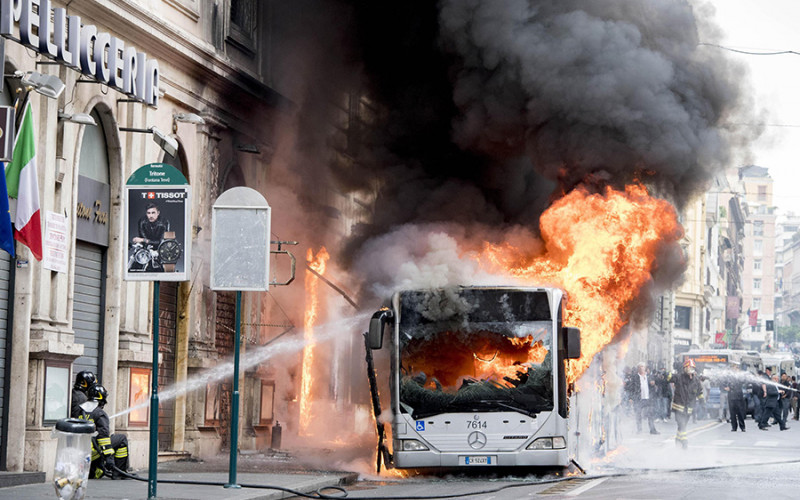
[754,239,763,254]
[758,185,767,202]
[754,259,762,272]
[205,383,222,425]
[44,362,71,425]
[226,0,256,53]
[258,380,275,425]
[753,220,764,237]
[754,278,761,290]
[675,305,691,330]
[753,298,761,310]
[128,368,151,426]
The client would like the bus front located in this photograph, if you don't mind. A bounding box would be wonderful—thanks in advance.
[380,286,580,468]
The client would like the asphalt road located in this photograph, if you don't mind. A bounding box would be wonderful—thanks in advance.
[342,414,800,499]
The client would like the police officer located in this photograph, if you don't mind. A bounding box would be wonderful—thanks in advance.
[71,371,97,418]
[79,385,129,479]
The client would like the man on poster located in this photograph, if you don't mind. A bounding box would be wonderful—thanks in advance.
[128,201,176,272]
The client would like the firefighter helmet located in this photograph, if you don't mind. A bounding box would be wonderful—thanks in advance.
[88,384,109,407]
[74,371,97,391]
[683,358,696,374]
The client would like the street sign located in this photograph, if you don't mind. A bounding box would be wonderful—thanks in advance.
[210,187,271,291]
[124,163,191,282]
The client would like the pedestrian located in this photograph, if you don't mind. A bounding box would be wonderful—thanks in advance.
[724,368,746,432]
[750,372,764,424]
[670,358,703,449]
[780,372,792,424]
[71,371,97,419]
[694,375,711,421]
[79,385,130,479]
[718,379,729,423]
[759,375,789,431]
[628,362,659,435]
[622,366,634,416]
[659,369,672,421]
[792,376,799,421]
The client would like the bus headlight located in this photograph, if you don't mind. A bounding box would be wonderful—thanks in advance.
[401,439,430,451]
[527,437,566,450]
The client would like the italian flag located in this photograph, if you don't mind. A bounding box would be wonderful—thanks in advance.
[5,102,41,260]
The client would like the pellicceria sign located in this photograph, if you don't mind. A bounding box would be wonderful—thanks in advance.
[0,0,160,106]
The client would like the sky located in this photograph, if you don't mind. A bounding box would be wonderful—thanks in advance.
[701,0,800,216]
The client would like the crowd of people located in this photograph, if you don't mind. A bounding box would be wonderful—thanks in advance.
[622,360,799,448]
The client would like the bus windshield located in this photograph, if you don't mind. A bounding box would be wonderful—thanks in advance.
[397,288,555,419]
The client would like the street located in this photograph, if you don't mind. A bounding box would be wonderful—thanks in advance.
[3,413,799,499]
[342,415,800,499]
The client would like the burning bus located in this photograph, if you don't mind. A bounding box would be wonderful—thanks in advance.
[365,286,581,469]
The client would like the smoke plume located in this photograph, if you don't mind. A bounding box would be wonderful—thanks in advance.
[273,0,754,298]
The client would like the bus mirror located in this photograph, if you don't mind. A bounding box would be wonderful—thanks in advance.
[562,327,581,359]
[368,309,394,350]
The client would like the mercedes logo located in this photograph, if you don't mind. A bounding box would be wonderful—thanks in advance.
[467,431,487,449]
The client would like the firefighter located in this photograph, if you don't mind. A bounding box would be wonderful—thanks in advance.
[669,358,703,449]
[71,371,97,418]
[79,384,129,479]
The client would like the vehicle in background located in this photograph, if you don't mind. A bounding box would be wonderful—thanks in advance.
[760,353,795,379]
[675,349,763,420]
[366,286,582,470]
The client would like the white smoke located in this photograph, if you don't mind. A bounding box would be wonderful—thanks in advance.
[354,223,532,300]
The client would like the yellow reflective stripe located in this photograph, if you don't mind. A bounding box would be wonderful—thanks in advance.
[671,403,685,411]
[115,448,128,458]
[91,451,100,460]
[97,438,111,445]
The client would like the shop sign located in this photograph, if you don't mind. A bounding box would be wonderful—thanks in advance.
[75,176,109,247]
[0,0,160,106]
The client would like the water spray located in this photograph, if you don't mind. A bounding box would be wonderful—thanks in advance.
[110,312,372,420]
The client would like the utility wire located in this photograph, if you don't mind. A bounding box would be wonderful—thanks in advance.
[699,42,800,57]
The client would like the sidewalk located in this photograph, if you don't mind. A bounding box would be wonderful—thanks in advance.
[0,454,358,500]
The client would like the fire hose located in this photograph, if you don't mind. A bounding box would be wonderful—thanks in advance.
[108,464,349,499]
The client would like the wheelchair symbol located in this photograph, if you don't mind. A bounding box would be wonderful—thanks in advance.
[416,421,425,432]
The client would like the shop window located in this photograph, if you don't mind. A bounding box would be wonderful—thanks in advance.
[128,368,151,426]
[44,362,71,425]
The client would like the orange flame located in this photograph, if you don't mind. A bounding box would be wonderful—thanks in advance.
[300,247,330,435]
[402,332,549,389]
[478,184,682,383]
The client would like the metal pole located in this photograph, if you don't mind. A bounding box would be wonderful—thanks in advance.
[148,281,160,499]
[225,290,242,489]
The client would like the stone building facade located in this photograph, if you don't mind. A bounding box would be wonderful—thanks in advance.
[0,0,368,479]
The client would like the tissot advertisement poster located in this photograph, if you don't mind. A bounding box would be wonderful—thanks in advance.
[124,163,191,282]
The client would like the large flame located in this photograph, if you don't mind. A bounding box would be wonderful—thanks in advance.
[299,247,330,435]
[402,333,549,389]
[478,183,683,383]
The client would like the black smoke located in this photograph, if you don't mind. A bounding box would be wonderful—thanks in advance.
[273,0,753,294]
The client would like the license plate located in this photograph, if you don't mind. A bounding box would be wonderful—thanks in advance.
[463,455,493,465]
